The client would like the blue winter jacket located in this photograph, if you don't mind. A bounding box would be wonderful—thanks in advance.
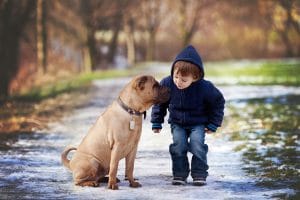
[151,45,225,132]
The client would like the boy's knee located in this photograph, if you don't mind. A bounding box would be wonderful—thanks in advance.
[189,142,208,155]
[169,143,188,156]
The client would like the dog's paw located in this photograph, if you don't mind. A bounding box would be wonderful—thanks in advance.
[100,176,121,183]
[76,181,99,187]
[129,181,142,188]
[124,176,138,181]
[108,182,119,190]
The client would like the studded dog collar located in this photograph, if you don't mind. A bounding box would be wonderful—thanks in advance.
[117,97,146,119]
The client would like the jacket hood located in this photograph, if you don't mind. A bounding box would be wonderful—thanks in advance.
[171,45,204,79]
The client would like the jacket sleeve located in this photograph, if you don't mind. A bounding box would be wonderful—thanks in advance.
[205,83,225,129]
[151,78,170,126]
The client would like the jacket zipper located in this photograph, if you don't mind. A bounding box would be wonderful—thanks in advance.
[180,90,184,124]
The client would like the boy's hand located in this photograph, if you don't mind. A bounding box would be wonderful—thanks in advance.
[153,129,161,133]
[205,128,213,134]
[206,123,217,133]
[152,123,162,133]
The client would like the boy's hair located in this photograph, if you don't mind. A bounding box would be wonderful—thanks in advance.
[173,61,202,80]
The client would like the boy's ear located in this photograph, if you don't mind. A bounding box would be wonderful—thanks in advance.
[133,76,148,90]
[193,76,199,82]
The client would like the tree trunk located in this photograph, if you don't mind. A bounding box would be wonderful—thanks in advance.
[82,47,92,73]
[280,30,294,57]
[0,32,21,98]
[182,30,194,48]
[146,31,156,61]
[278,0,297,57]
[124,19,135,65]
[36,0,47,75]
[86,28,98,70]
[177,0,202,48]
[0,0,35,98]
[107,18,122,64]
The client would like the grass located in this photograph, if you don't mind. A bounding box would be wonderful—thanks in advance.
[10,58,300,101]
[13,69,134,101]
[0,69,133,133]
[205,59,300,85]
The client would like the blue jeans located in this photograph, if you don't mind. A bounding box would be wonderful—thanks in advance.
[169,123,208,179]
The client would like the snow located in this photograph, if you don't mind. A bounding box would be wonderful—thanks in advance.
[0,78,297,199]
[220,85,300,101]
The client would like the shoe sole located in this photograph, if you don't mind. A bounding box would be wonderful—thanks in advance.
[193,181,206,186]
[172,180,186,185]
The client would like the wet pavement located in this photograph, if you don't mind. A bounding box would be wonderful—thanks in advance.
[0,78,299,199]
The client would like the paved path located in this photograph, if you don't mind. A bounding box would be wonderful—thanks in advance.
[0,78,296,200]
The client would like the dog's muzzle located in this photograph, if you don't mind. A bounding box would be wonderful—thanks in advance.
[154,86,170,104]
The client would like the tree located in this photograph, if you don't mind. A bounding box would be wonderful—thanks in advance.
[124,13,136,65]
[36,0,47,75]
[0,0,36,98]
[141,0,166,61]
[277,0,300,56]
[79,0,131,68]
[80,0,105,70]
[107,1,128,64]
[259,0,300,57]
[174,0,212,48]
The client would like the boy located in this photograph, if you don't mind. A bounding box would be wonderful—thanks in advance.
[151,45,225,186]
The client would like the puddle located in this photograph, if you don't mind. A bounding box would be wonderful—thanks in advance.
[0,80,298,199]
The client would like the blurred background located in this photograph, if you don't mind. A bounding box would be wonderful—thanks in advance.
[0,0,299,98]
[0,1,300,199]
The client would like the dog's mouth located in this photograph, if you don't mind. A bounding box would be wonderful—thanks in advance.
[154,87,170,104]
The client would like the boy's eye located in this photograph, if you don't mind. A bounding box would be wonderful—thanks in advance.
[182,79,187,82]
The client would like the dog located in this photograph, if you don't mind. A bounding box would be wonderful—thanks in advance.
[61,75,169,190]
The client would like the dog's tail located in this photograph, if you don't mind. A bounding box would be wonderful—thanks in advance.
[61,145,77,170]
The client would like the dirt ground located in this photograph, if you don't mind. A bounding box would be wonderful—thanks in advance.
[0,87,92,134]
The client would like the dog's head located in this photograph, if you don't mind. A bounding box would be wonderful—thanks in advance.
[133,75,170,105]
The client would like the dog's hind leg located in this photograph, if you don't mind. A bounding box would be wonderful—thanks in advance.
[72,158,105,187]
[75,178,99,187]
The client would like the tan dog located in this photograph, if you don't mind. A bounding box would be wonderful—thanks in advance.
[61,75,169,189]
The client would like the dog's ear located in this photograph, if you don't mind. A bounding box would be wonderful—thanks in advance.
[134,76,148,91]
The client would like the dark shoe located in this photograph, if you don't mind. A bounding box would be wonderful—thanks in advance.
[193,177,206,186]
[172,177,187,185]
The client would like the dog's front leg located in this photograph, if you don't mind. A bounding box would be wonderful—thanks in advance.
[125,147,141,188]
[108,145,121,190]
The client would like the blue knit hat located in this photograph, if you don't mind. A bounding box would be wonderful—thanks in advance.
[171,45,204,79]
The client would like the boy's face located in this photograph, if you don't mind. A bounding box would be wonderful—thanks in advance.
[173,70,195,90]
